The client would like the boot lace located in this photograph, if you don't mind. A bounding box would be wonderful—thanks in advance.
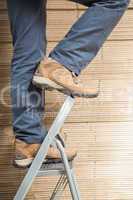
[71,72,80,84]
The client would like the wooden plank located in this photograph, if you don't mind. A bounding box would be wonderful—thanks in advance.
[1,79,133,125]
[102,40,133,63]
[47,10,77,41]
[47,9,133,41]
[2,61,133,82]
[1,100,133,125]
[1,10,133,42]
[0,41,101,65]
[78,9,133,41]
[47,0,77,9]
[1,78,133,105]
[95,161,133,199]
[0,10,78,42]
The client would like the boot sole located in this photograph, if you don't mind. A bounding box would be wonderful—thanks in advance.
[33,75,64,91]
[13,157,76,169]
[13,158,34,168]
[33,75,99,98]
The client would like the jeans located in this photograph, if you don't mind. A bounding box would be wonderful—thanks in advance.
[7,0,129,144]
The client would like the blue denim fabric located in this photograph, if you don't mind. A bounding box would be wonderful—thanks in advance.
[7,0,129,143]
[7,0,48,144]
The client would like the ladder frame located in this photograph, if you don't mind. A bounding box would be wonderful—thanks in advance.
[14,95,80,200]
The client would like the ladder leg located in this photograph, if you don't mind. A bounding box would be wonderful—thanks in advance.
[55,139,80,200]
[70,168,81,199]
[50,175,68,200]
[14,96,75,200]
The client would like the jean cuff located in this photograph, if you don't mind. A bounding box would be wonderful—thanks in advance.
[49,52,81,76]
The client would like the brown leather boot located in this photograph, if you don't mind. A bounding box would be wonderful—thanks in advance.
[33,58,99,98]
[14,139,77,168]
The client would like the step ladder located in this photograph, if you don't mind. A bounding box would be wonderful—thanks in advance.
[14,80,99,200]
[14,95,81,200]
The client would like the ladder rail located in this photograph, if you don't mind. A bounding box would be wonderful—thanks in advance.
[70,168,81,199]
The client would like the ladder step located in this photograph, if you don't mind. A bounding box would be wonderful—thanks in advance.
[37,160,73,177]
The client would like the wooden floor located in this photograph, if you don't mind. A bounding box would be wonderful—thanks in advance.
[0,0,133,199]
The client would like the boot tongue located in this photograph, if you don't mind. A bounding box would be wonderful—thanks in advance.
[26,144,40,156]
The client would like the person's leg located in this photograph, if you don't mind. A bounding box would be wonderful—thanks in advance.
[33,0,129,98]
[7,0,47,144]
[49,0,130,75]
[7,0,77,168]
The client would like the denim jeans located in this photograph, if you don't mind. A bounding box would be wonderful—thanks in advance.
[7,0,129,144]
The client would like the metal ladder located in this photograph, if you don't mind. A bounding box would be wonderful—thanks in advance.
[14,95,81,200]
